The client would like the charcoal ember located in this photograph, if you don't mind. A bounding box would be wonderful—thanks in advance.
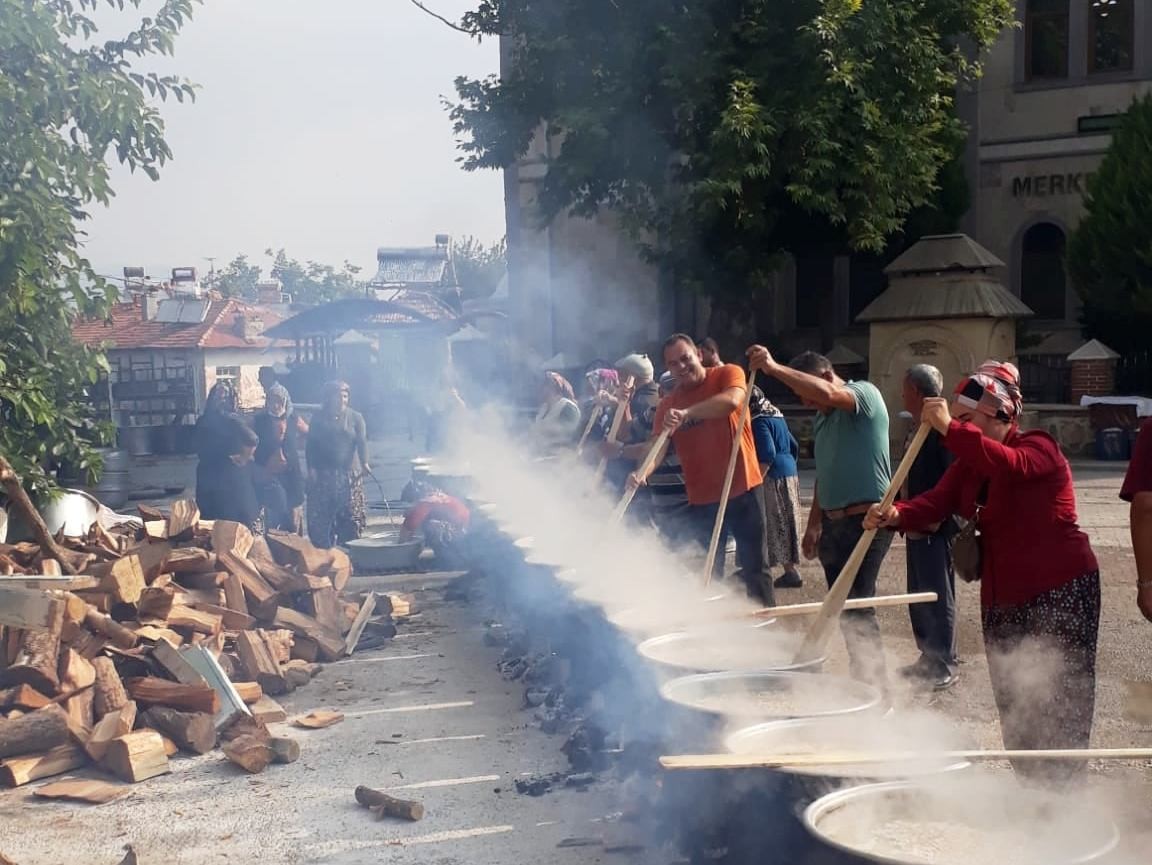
[514,772,565,796]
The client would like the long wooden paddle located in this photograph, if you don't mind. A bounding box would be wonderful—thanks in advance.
[659,747,1152,771]
[594,375,635,483]
[792,422,931,663]
[575,405,605,456]
[703,369,757,585]
[750,591,937,620]
[611,429,672,523]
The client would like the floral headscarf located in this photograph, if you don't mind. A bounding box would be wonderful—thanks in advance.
[585,368,619,394]
[954,360,1023,422]
[205,381,237,415]
[543,371,575,402]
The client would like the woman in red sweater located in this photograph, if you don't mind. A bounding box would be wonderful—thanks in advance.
[866,361,1099,785]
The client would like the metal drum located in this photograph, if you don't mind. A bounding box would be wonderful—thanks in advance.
[119,426,153,457]
[92,448,130,509]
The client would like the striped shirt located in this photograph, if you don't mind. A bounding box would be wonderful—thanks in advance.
[648,444,689,511]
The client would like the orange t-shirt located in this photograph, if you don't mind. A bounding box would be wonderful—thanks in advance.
[652,364,762,505]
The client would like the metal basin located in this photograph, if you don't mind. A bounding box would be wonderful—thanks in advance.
[345,535,423,572]
[660,671,880,724]
[3,489,101,542]
[803,778,1120,865]
[609,594,760,639]
[639,627,820,677]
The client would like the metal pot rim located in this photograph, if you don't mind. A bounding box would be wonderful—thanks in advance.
[640,631,823,676]
[659,670,879,723]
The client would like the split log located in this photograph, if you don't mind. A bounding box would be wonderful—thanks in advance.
[137,503,165,522]
[269,736,300,764]
[60,591,88,625]
[64,688,95,738]
[131,625,184,645]
[235,631,289,696]
[69,629,107,660]
[187,601,253,631]
[219,552,276,605]
[284,659,321,679]
[123,677,220,715]
[219,710,269,744]
[309,586,345,636]
[266,630,294,665]
[0,596,64,694]
[85,701,137,761]
[221,571,247,616]
[0,743,88,787]
[59,647,96,690]
[344,592,377,656]
[149,639,206,686]
[248,696,287,723]
[40,559,62,577]
[92,657,130,717]
[250,557,310,593]
[148,730,180,757]
[32,777,131,804]
[133,541,172,584]
[231,682,263,704]
[355,785,424,821]
[0,456,77,575]
[142,521,167,540]
[0,704,76,758]
[283,666,310,689]
[0,585,63,630]
[264,532,329,575]
[140,707,216,754]
[102,730,170,782]
[0,684,52,712]
[166,605,222,636]
[381,592,414,618]
[271,607,345,662]
[211,521,254,560]
[165,548,216,574]
[84,608,138,650]
[289,636,320,663]
[0,575,99,591]
[166,499,200,542]
[75,589,113,613]
[222,734,273,774]
[321,547,352,592]
[99,554,145,604]
[137,586,176,622]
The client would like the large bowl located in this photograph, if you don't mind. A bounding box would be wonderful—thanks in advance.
[345,535,423,572]
[639,627,819,677]
[803,778,1120,865]
[608,594,760,639]
[660,671,880,723]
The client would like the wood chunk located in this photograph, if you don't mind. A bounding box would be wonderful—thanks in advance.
[142,521,168,541]
[0,575,99,591]
[221,571,247,616]
[64,688,95,738]
[248,696,287,723]
[166,499,200,542]
[40,559,62,577]
[100,555,145,604]
[235,631,289,696]
[0,597,64,694]
[322,547,352,592]
[123,677,220,715]
[150,730,180,757]
[85,701,137,761]
[83,608,138,650]
[140,707,216,754]
[355,785,424,821]
[380,591,414,618]
[75,589,113,613]
[166,605,222,636]
[92,657,129,717]
[283,666,310,689]
[150,639,206,686]
[68,628,107,660]
[187,601,253,631]
[249,556,309,593]
[219,552,276,605]
[33,777,131,804]
[0,684,51,711]
[219,710,269,744]
[344,592,377,656]
[231,682,263,705]
[102,730,170,782]
[165,548,215,574]
[211,521,254,560]
[130,626,184,646]
[137,586,176,622]
[0,586,63,629]
[289,635,319,663]
[60,591,88,625]
[272,607,344,662]
[0,743,88,787]
[168,570,226,592]
[291,709,344,729]
[0,704,76,759]
[137,504,165,523]
[309,586,344,636]
[222,733,273,774]
[58,648,96,692]
[133,540,172,584]
[266,630,294,665]
[264,532,331,575]
[269,736,300,764]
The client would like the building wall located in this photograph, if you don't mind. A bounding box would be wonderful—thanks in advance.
[203,346,294,412]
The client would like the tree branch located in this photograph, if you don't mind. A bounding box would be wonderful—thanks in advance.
[405,0,471,34]
[0,456,79,575]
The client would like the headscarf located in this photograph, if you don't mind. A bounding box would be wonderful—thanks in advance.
[322,379,350,415]
[543,371,575,402]
[205,381,237,415]
[615,353,655,383]
[954,360,1023,422]
[265,383,290,417]
[658,371,676,395]
[749,385,783,419]
[585,368,619,393]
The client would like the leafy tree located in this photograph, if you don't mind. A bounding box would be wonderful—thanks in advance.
[264,248,364,305]
[453,235,506,299]
[450,0,1013,315]
[210,254,263,299]
[1,0,198,494]
[1067,94,1152,357]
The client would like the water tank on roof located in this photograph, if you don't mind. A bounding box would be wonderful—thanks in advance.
[170,266,202,298]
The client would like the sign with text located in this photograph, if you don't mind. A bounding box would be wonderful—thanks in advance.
[1011,172,1095,199]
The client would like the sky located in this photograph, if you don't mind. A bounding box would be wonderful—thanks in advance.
[83,0,504,283]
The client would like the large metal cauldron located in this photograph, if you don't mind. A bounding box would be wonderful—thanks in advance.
[639,628,822,678]
[608,593,757,640]
[660,670,880,725]
[803,779,1120,865]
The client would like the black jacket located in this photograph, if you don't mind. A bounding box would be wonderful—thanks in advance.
[905,428,957,538]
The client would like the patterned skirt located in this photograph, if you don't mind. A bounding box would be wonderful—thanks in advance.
[761,475,802,568]
[306,470,366,549]
[982,570,1101,788]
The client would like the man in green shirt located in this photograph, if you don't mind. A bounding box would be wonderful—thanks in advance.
[748,346,893,690]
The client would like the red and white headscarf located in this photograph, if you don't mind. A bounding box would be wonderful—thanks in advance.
[954,360,1023,422]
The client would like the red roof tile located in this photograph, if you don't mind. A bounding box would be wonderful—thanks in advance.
[72,298,288,351]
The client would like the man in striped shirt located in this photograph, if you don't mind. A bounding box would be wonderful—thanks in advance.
[647,372,690,541]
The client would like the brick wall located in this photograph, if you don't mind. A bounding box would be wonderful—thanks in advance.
[1069,358,1116,405]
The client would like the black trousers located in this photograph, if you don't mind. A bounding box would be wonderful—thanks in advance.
[906,534,958,672]
[818,513,892,688]
[687,488,775,607]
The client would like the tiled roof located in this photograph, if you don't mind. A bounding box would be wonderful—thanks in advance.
[72,297,287,350]
[262,290,459,340]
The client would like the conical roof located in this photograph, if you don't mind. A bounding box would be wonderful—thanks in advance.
[884,234,1005,276]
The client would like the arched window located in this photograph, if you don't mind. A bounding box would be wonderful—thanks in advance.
[1089,0,1135,74]
[1020,222,1068,320]
[1026,0,1070,81]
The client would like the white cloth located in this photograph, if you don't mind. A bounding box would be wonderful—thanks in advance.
[1078,395,1152,418]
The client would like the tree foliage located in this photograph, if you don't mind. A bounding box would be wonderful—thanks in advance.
[209,254,262,299]
[453,235,506,299]
[0,0,198,493]
[450,0,1012,299]
[1067,94,1152,357]
[264,249,364,306]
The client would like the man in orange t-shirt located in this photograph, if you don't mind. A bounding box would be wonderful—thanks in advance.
[628,333,773,605]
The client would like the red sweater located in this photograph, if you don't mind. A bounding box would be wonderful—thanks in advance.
[895,420,1097,609]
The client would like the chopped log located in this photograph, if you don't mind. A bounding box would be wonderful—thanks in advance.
[0,585,62,629]
[0,704,76,758]
[170,585,225,607]
[249,595,282,623]
[0,456,78,575]
[283,666,310,689]
[130,626,184,645]
[40,559,62,577]
[123,677,220,715]
[100,554,145,604]
[137,504,165,523]
[322,547,352,592]
[60,590,88,625]
[92,657,130,717]
[0,684,51,712]
[166,605,222,636]
[355,785,424,822]
[75,589,113,613]
[84,608,138,650]
[187,601,254,631]
[137,586,176,622]
[222,733,273,774]
[165,548,215,574]
[58,648,96,691]
[102,730,170,782]
[219,553,276,605]
[381,591,414,618]
[133,540,172,584]
[285,659,321,679]
[166,499,200,542]
[344,592,377,656]
[269,737,300,764]
[0,597,64,694]
[249,696,287,723]
[231,682,263,704]
[264,532,329,575]
[142,521,168,541]
[63,687,95,736]
[69,629,107,660]
[249,556,309,593]
[292,709,344,729]
[235,631,289,696]
[148,730,180,757]
[211,521,254,559]
[149,639,206,686]
[33,777,131,804]
[221,571,247,616]
[289,635,320,663]
[0,743,88,787]
[0,575,99,591]
[219,710,269,744]
[309,586,344,636]
[140,707,216,755]
[272,607,344,661]
[266,630,294,664]
[85,701,137,761]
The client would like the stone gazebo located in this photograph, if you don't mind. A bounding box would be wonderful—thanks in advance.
[857,234,1032,444]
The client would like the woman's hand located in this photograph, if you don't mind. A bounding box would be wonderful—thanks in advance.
[921,397,952,435]
[595,389,617,406]
[864,503,900,530]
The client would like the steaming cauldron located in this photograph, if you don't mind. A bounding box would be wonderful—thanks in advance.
[802,779,1120,865]
[660,671,881,726]
[639,628,822,678]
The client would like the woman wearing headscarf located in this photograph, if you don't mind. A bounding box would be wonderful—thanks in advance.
[194,381,255,520]
[253,387,305,532]
[580,367,619,451]
[532,372,582,453]
[865,361,1100,787]
[749,387,803,589]
[306,380,369,548]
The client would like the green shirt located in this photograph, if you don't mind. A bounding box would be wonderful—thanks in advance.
[813,380,892,511]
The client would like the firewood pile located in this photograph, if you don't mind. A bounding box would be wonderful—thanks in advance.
[0,495,402,792]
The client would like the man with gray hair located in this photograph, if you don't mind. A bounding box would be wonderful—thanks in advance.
[899,364,960,689]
